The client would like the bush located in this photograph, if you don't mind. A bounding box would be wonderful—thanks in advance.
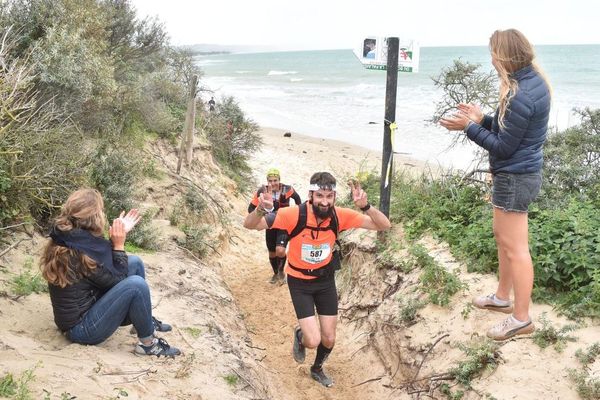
[531,313,578,352]
[450,340,501,388]
[569,343,600,399]
[542,108,600,205]
[204,96,261,191]
[413,244,465,307]
[89,143,140,219]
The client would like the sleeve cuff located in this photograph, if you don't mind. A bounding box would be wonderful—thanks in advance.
[464,121,474,133]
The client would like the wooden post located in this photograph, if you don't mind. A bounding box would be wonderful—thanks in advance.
[177,74,198,174]
[378,38,399,218]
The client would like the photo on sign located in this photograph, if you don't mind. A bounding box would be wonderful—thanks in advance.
[363,38,376,58]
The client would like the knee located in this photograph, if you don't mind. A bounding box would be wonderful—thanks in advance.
[303,333,322,349]
[124,275,149,294]
[504,248,532,264]
[275,247,286,258]
[321,332,336,348]
[128,255,143,267]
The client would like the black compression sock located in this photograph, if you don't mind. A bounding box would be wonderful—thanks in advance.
[277,256,287,272]
[313,342,333,370]
[269,257,278,274]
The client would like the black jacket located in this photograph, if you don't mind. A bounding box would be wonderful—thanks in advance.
[48,250,129,332]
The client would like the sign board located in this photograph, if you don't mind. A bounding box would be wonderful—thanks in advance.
[353,37,420,73]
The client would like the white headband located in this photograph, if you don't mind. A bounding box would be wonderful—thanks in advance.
[308,184,336,191]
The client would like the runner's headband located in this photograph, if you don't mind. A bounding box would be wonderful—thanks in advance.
[308,184,336,191]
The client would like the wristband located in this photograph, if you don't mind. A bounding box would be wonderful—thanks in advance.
[255,207,267,217]
[360,203,371,212]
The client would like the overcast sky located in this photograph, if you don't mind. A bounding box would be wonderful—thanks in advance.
[132,0,600,50]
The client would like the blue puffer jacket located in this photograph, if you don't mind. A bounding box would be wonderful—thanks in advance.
[465,65,551,174]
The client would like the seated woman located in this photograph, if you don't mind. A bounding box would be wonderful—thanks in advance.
[40,188,180,357]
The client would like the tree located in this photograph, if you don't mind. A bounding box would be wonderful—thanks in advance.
[430,59,498,146]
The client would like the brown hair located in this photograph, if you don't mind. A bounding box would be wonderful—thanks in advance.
[40,189,106,287]
[489,29,551,128]
[309,172,336,187]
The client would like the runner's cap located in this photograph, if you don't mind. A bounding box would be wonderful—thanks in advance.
[266,168,280,179]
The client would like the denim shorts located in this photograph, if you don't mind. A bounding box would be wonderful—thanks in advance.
[491,172,542,213]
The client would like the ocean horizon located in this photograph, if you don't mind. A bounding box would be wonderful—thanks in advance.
[197,45,600,170]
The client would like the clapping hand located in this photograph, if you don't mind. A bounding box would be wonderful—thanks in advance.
[109,218,126,250]
[457,103,483,124]
[118,209,142,233]
[439,103,483,131]
[348,179,368,209]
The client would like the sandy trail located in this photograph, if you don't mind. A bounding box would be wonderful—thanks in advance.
[222,127,412,399]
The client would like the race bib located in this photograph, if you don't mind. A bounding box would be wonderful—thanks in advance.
[301,243,331,264]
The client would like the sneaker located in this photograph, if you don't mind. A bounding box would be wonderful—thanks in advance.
[310,366,333,388]
[472,294,513,314]
[487,315,535,341]
[269,273,278,284]
[130,316,172,335]
[292,326,305,363]
[134,337,181,357]
[152,317,172,332]
[277,269,286,285]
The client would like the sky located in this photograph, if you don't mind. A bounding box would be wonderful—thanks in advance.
[132,0,600,50]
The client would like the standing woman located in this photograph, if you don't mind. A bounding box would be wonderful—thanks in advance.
[440,29,551,340]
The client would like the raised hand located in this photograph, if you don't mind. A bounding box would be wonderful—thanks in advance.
[348,179,368,209]
[457,103,484,124]
[118,209,142,233]
[109,218,126,250]
[258,185,274,211]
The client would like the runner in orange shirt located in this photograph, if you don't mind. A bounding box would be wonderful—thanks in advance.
[244,171,391,387]
[248,168,301,284]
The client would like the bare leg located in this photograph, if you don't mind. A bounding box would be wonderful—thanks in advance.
[492,208,533,321]
[298,316,322,349]
[493,208,513,301]
[317,315,337,349]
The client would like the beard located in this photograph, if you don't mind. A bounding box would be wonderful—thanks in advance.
[312,203,333,219]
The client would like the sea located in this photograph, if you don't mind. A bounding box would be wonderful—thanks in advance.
[197,45,600,170]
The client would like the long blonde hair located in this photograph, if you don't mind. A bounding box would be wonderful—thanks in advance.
[40,189,106,288]
[489,29,551,128]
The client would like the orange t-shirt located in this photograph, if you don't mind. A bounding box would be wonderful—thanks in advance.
[270,205,364,280]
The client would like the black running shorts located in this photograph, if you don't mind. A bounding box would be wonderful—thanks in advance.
[265,228,288,252]
[287,274,338,319]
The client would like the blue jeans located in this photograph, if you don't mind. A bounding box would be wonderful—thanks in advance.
[127,254,146,279]
[67,256,153,345]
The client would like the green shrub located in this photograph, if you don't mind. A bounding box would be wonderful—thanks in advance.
[575,343,600,365]
[0,372,16,397]
[0,365,37,400]
[89,143,140,219]
[569,343,600,399]
[413,245,465,307]
[531,313,578,352]
[178,225,216,259]
[184,185,207,214]
[223,374,238,386]
[12,258,47,296]
[542,108,600,205]
[450,340,501,388]
[398,296,427,324]
[204,96,261,192]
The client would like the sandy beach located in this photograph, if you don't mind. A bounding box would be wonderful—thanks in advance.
[250,127,430,195]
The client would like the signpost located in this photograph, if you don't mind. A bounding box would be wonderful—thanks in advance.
[353,37,420,218]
